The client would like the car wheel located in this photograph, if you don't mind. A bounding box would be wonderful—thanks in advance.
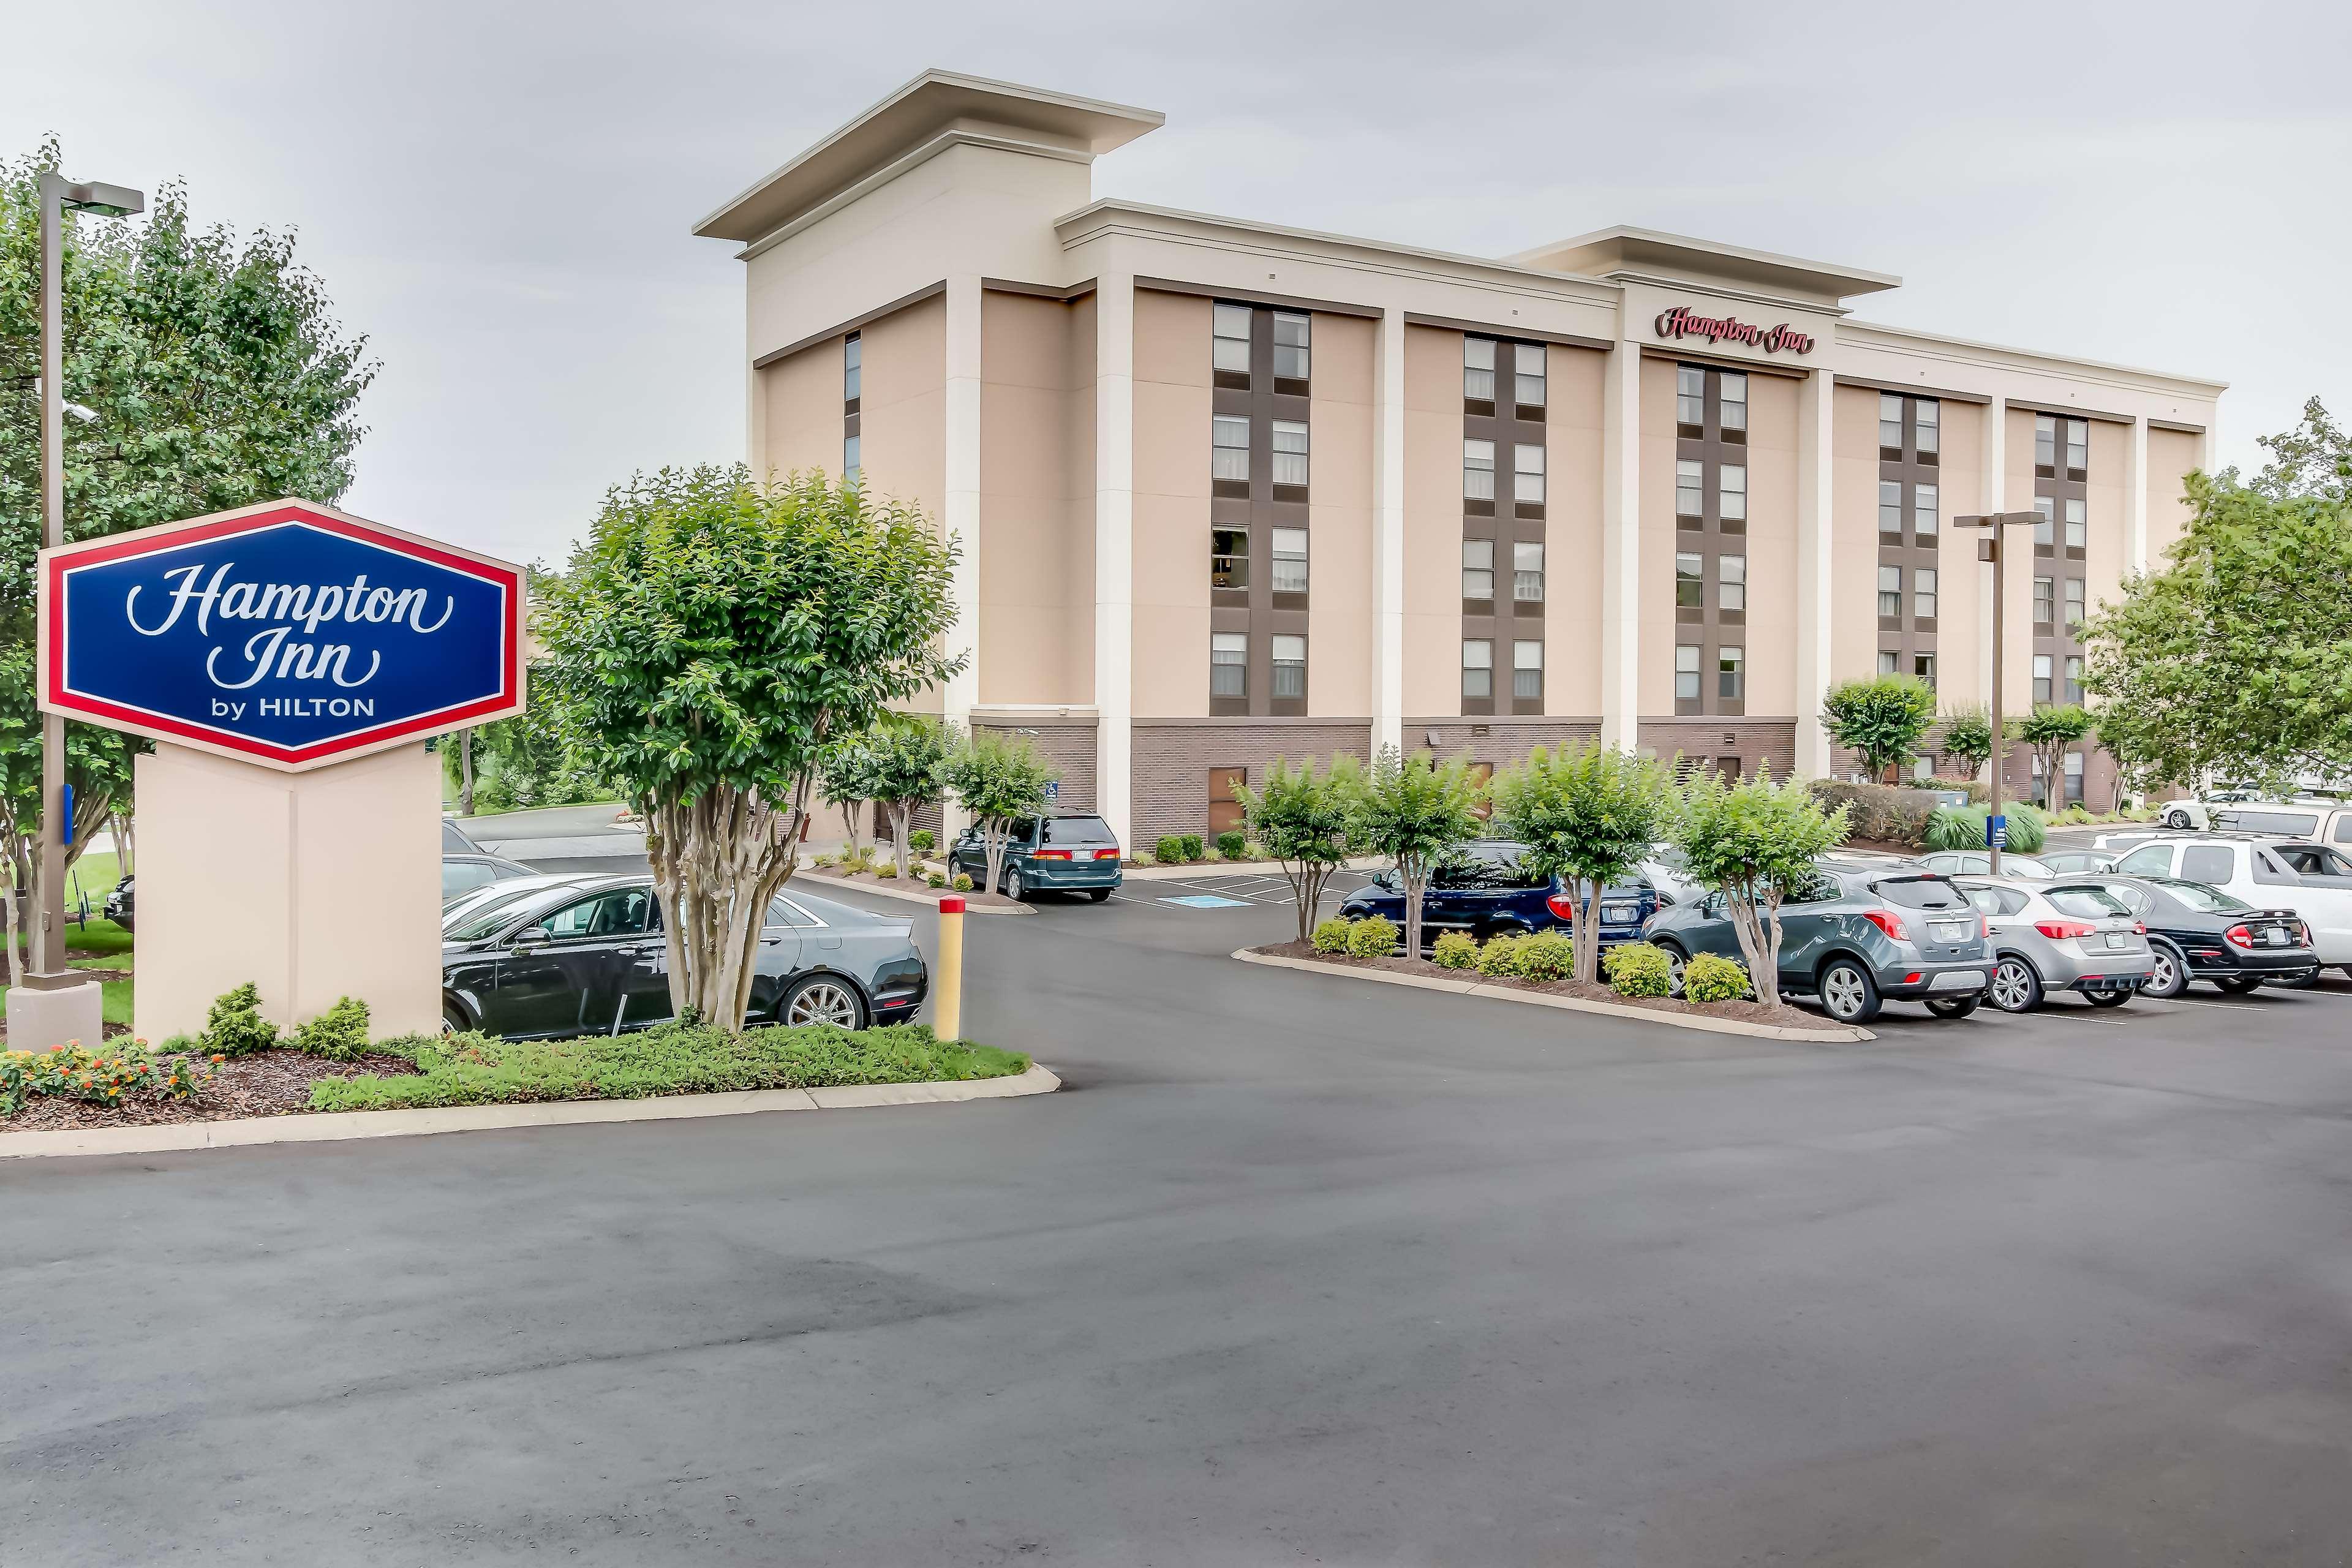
[442,1000,471,1035]
[1988,956,2043,1013]
[2141,941,2188,1000]
[1655,941,1689,998]
[2085,989,2134,1008]
[1924,995,1981,1019]
[2212,974,2263,995]
[1003,865,1027,902]
[1817,957,1882,1024]
[1085,888,1110,903]
[780,974,868,1030]
[2165,809,2193,829]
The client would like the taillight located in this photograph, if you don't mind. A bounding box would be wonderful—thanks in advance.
[1980,915,1991,940]
[2223,923,2254,949]
[1034,849,1072,861]
[2133,922,2146,934]
[1545,891,1577,921]
[2301,921,2315,946]
[2035,919,2096,941]
[1095,847,1121,861]
[1861,909,1909,942]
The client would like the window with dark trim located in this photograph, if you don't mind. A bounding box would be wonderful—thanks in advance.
[1673,364,1752,715]
[1461,334,1548,714]
[1877,393,1940,684]
[1211,632,1246,698]
[842,332,863,481]
[1462,639,1493,701]
[1207,300,1313,718]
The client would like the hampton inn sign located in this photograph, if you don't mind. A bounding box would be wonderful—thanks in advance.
[1653,305,1817,356]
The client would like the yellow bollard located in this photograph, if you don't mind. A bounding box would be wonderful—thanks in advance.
[933,894,964,1042]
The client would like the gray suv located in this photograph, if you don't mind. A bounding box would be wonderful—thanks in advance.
[1643,861,1992,1023]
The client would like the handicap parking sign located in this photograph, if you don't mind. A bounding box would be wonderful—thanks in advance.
[1986,813,2008,848]
[1044,778,1059,801]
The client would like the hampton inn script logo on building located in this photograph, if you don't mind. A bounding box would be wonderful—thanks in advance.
[1654,306,1816,356]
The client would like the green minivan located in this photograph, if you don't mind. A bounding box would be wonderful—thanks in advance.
[949,813,1124,902]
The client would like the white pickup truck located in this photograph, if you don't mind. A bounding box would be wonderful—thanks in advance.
[2110,835,2352,972]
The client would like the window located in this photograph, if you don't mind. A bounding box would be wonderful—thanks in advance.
[1915,652,1936,687]
[1210,632,1247,696]
[2063,577,2085,628]
[1877,650,1899,676]
[2064,497,2085,550]
[1719,372,1747,434]
[2180,844,2236,886]
[1512,640,1543,701]
[1513,541,1544,602]
[1213,304,1251,375]
[1461,538,1494,600]
[1914,567,1937,621]
[2064,654,2084,703]
[843,333,862,402]
[1515,342,1546,409]
[1879,480,1904,537]
[543,887,652,942]
[1915,482,1938,537]
[1513,443,1545,505]
[1272,312,1310,382]
[1717,645,1745,700]
[1676,552,1703,608]
[1719,553,1746,612]
[2035,413,2057,470]
[2033,576,2054,625]
[1464,337,1495,402]
[843,432,861,483]
[1676,459,1704,520]
[1879,565,1902,617]
[1915,399,1939,458]
[1676,644,1701,700]
[1464,438,1495,501]
[2033,653,2052,704]
[1676,365,1704,428]
[1461,638,1493,700]
[1212,414,1250,482]
[2065,419,2087,474]
[2061,750,2084,805]
[2034,495,2055,546]
[2116,843,2173,877]
[1719,465,1746,526]
[1211,526,1248,589]
[1272,527,1308,594]
[1271,420,1309,489]
[1880,392,1903,455]
[1271,634,1306,699]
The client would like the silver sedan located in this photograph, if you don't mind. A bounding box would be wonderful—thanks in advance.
[1951,877,2155,1012]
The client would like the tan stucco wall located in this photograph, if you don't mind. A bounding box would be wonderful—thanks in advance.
[859,292,946,526]
[1131,289,1212,717]
[979,290,1094,706]
[1307,313,1375,717]
[1636,357,1681,714]
[1828,383,1883,684]
[758,337,841,481]
[1544,346,1606,715]
[1933,400,1987,700]
[1401,325,1463,718]
[2001,406,2038,714]
[2084,418,2128,630]
[2146,426,2201,563]
[1741,371,1799,715]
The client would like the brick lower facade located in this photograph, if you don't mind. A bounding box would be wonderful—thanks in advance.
[1131,718,1373,845]
[972,717,1099,813]
[1637,717,1797,781]
[1405,718,1603,773]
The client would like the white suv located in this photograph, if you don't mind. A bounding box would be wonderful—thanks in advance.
[2109,835,2352,971]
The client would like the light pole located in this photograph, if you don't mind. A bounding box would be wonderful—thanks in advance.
[31,174,143,992]
[1953,510,2043,876]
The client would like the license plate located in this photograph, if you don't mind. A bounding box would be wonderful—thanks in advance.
[1929,921,1969,943]
[1604,905,1633,923]
[2105,932,2131,949]
[2266,928,2288,946]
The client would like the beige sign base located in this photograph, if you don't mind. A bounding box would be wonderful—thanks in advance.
[133,741,443,1043]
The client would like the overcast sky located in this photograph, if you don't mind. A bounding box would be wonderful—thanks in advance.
[12,1,2346,565]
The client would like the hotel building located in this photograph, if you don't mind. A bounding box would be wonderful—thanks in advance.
[695,71,2223,845]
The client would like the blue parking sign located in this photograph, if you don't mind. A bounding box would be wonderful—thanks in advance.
[1986,813,2008,848]
[1044,778,1060,801]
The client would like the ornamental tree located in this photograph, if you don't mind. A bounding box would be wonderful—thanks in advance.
[1350,747,1486,960]
[865,715,953,878]
[2013,703,2094,808]
[537,466,960,1030]
[816,731,884,858]
[1490,742,1677,984]
[1821,674,1939,783]
[939,729,1057,895]
[1939,704,1996,784]
[1237,753,1363,943]
[1671,769,1849,990]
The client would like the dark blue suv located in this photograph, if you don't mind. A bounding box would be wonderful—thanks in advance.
[1337,840,1662,953]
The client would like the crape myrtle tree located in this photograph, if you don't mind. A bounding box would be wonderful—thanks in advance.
[538,466,960,1030]
[1351,747,1485,959]
[865,714,952,878]
[1672,768,1849,992]
[1237,753,1363,943]
[1490,742,1677,986]
[2013,703,2094,809]
[1820,674,1939,784]
[816,730,883,859]
[1939,704,1996,785]
[940,728,1056,895]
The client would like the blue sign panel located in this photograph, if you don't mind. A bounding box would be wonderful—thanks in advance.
[40,501,524,772]
[1986,813,2008,848]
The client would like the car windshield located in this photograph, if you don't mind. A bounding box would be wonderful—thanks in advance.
[1873,875,1968,910]
[2045,886,2132,919]
[1041,815,1115,845]
[445,886,554,941]
[2149,876,2248,913]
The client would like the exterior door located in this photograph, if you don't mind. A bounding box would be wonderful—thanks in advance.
[486,886,655,1038]
[1208,767,1247,837]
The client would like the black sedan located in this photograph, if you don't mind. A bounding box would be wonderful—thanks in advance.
[104,874,134,932]
[2073,874,2318,997]
[440,874,927,1037]
[1338,840,1660,953]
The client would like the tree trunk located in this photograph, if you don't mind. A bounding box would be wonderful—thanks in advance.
[1577,877,1604,985]
[1725,888,1779,999]
[842,799,864,859]
[110,809,134,876]
[1,867,19,990]
[891,801,911,879]
[982,818,1010,895]
[1283,859,1333,943]
[644,778,809,1031]
[459,728,475,817]
[1402,870,1425,960]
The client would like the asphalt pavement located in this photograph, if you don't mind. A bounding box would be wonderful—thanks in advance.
[10,876,2352,1564]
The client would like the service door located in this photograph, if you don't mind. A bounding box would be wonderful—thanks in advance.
[1208,767,1247,838]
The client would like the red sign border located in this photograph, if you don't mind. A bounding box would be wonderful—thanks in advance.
[38,500,526,772]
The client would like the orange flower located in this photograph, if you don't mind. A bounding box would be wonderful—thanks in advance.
[211,1054,225,1064]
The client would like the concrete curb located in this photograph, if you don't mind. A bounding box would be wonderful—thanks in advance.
[790,869,1036,914]
[1120,856,1385,883]
[1231,949,1874,1043]
[0,1063,1061,1160]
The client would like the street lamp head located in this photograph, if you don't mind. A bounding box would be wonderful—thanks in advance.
[64,402,99,425]
[59,180,144,219]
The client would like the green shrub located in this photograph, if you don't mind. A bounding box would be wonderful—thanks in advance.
[290,997,371,1061]
[909,829,936,854]
[1923,801,2047,854]
[1155,834,1186,864]
[1311,918,1354,954]
[951,873,974,892]
[1512,930,1576,982]
[1475,933,1525,977]
[1346,914,1399,957]
[1603,941,1673,998]
[927,872,947,889]
[1180,833,1206,862]
[1431,931,1479,970]
[1682,952,1753,1004]
[1809,781,1937,848]
[812,852,835,869]
[875,861,899,879]
[1215,831,1247,860]
[201,983,279,1058]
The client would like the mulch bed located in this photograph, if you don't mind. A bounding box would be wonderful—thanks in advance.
[1,1049,420,1133]
[1252,941,1827,1029]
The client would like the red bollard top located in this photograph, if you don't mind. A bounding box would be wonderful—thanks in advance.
[938,895,966,914]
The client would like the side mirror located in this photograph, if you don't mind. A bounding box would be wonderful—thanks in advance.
[1372,870,1398,891]
[510,926,551,951]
